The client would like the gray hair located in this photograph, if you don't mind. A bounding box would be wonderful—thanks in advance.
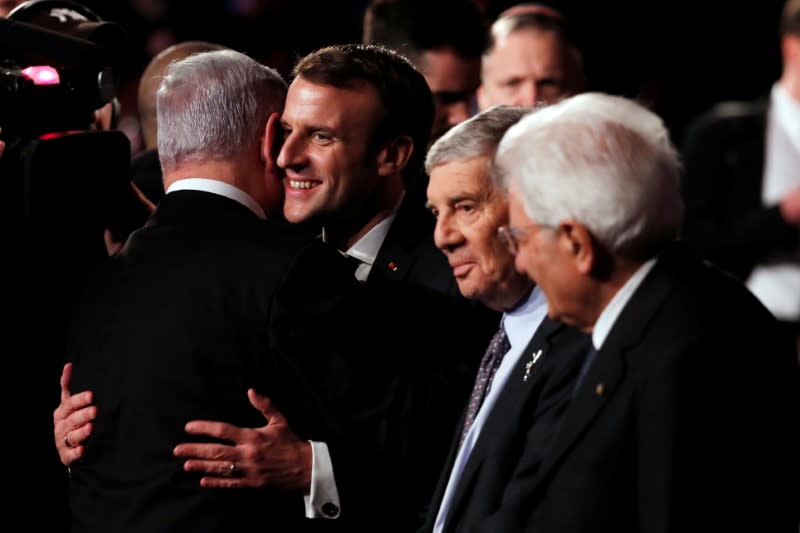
[425,104,532,178]
[157,49,287,173]
[495,92,682,260]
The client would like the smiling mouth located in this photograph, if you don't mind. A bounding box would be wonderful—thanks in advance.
[288,179,319,190]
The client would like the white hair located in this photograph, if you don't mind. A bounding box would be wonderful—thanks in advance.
[157,49,287,173]
[495,92,683,259]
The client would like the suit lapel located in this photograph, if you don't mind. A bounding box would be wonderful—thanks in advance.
[443,317,563,527]
[531,248,685,489]
[371,240,413,283]
[370,200,423,284]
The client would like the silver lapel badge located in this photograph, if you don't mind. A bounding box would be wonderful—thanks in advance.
[524,349,543,381]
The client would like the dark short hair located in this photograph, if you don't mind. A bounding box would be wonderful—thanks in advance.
[781,0,800,35]
[292,43,434,175]
[363,0,487,66]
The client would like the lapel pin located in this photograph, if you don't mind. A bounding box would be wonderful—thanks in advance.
[524,349,543,381]
[387,261,398,271]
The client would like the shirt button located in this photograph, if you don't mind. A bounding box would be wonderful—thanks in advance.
[322,502,340,518]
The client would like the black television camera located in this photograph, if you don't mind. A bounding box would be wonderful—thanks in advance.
[0,1,144,262]
[0,0,128,139]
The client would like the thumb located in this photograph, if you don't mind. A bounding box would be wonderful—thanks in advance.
[60,363,73,403]
[248,388,284,425]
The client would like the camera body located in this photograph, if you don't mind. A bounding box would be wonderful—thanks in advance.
[0,6,122,139]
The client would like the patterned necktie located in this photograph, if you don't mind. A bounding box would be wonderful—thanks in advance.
[459,323,511,449]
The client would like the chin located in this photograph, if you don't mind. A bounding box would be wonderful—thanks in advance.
[455,282,478,300]
[283,205,309,224]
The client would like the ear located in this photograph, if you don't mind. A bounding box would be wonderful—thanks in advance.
[558,219,596,275]
[261,112,282,175]
[375,135,414,177]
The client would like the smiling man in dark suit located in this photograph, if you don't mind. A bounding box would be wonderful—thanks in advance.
[56,43,497,532]
[62,49,360,533]
[171,44,497,530]
[419,104,590,533]
[497,91,799,532]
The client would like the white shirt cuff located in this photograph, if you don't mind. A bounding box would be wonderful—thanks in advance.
[303,440,341,519]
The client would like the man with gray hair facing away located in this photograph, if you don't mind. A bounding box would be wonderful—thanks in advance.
[63,49,354,533]
[497,91,799,532]
[420,104,589,533]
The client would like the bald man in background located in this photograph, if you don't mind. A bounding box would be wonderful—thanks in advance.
[477,3,585,110]
[132,41,227,204]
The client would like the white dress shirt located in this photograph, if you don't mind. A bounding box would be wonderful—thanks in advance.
[746,82,800,321]
[166,178,266,219]
[592,258,657,350]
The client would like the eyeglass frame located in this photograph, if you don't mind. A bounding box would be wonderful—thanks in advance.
[497,222,555,255]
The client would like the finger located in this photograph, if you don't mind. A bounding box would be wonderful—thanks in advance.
[182,459,237,477]
[59,444,86,467]
[60,363,73,403]
[67,391,95,414]
[55,392,95,425]
[247,389,284,424]
[67,405,97,430]
[65,421,94,447]
[173,442,234,460]
[183,420,240,441]
[199,476,250,489]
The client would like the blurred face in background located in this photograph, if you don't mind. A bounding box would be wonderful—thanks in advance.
[477,28,582,110]
[421,47,481,143]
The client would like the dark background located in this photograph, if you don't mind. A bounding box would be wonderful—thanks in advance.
[77,0,788,147]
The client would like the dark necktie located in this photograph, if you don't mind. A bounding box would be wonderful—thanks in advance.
[573,345,599,396]
[459,323,511,449]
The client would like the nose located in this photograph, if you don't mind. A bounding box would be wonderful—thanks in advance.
[433,212,464,252]
[513,252,527,275]
[514,80,538,108]
[276,131,306,170]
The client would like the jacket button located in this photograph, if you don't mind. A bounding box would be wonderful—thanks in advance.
[322,502,340,518]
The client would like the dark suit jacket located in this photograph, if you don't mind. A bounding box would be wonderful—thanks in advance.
[276,196,500,532]
[419,317,590,533]
[66,190,352,533]
[681,97,800,280]
[490,243,799,533]
[368,192,462,299]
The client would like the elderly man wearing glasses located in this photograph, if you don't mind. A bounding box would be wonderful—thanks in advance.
[419,104,590,533]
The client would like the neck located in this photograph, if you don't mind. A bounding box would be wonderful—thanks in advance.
[779,71,800,101]
[325,176,404,251]
[487,276,534,313]
[162,156,262,200]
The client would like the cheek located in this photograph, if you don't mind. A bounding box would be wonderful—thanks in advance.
[515,247,541,281]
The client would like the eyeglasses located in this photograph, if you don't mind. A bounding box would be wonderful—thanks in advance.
[497,223,549,255]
